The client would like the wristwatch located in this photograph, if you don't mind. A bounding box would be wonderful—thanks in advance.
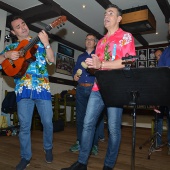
[45,44,51,49]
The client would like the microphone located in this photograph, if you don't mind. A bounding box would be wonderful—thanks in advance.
[122,55,139,60]
[76,69,82,77]
[81,61,96,75]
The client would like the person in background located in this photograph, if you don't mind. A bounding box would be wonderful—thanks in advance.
[156,24,170,154]
[70,33,104,156]
[154,48,163,61]
[61,4,136,170]
[0,16,54,170]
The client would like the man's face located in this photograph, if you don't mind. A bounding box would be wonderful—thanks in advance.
[11,18,29,41]
[104,7,122,29]
[154,50,162,61]
[85,35,96,49]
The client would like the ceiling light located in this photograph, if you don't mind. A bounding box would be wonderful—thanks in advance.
[156,32,158,34]
[72,31,75,34]
[82,4,86,8]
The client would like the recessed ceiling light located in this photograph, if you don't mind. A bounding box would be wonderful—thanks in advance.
[82,4,86,8]
[156,32,158,34]
[72,31,75,34]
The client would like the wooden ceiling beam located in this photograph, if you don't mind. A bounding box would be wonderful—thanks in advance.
[38,0,55,5]
[95,0,112,9]
[0,1,21,15]
[133,34,149,47]
[156,0,170,23]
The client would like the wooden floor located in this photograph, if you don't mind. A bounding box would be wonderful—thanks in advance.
[0,124,170,170]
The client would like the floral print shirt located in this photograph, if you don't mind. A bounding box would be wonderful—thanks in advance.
[0,41,52,102]
[92,28,136,91]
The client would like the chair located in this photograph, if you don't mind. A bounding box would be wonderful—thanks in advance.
[2,90,18,126]
[53,93,66,124]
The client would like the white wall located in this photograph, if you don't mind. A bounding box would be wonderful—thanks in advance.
[0,9,7,52]
[0,9,7,109]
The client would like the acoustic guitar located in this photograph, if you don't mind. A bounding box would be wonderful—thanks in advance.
[1,16,67,78]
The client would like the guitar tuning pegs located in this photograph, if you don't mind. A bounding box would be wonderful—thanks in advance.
[60,25,62,27]
[63,23,65,25]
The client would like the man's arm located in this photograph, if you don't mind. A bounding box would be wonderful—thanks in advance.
[38,30,54,63]
[85,54,124,70]
[0,51,20,64]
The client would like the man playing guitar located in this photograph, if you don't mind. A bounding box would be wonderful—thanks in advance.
[0,16,54,170]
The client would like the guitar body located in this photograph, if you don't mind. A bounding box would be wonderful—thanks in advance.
[1,39,37,77]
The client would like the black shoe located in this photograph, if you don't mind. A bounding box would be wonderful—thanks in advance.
[103,165,112,170]
[16,158,30,170]
[61,161,87,170]
[44,149,53,163]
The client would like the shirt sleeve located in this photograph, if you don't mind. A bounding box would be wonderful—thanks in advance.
[157,48,168,67]
[73,55,81,77]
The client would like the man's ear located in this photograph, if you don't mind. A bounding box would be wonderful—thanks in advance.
[10,30,15,36]
[117,16,122,23]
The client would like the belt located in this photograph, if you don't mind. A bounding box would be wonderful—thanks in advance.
[79,83,93,87]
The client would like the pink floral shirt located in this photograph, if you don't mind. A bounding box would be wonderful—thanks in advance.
[92,28,136,91]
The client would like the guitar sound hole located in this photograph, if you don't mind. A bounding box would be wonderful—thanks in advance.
[12,64,16,68]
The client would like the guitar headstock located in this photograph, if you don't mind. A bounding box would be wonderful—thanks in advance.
[50,16,67,29]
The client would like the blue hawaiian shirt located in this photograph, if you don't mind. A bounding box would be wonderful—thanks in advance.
[0,41,52,102]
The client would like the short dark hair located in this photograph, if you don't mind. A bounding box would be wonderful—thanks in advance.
[106,4,122,16]
[155,48,164,53]
[10,16,25,30]
[86,33,97,42]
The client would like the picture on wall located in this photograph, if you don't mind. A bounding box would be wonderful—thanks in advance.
[55,53,75,76]
[138,49,147,60]
[58,43,74,57]
[138,61,147,68]
[148,60,157,68]
[148,48,157,60]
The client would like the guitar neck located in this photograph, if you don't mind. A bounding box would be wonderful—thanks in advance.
[24,36,39,52]
[22,16,67,53]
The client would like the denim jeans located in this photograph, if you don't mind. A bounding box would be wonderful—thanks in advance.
[78,91,123,168]
[17,99,53,160]
[76,85,93,144]
[93,113,104,146]
[157,106,170,146]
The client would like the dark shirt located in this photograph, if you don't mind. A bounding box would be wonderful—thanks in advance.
[158,46,170,67]
[73,50,95,84]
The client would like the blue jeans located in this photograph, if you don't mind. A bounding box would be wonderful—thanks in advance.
[157,106,170,146]
[93,113,104,146]
[76,85,93,144]
[78,91,123,168]
[17,99,53,160]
